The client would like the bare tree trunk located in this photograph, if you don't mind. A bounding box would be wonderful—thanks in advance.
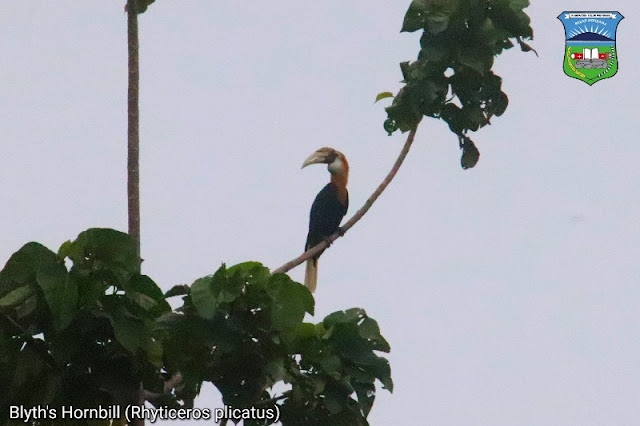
[127,0,141,267]
[127,1,144,425]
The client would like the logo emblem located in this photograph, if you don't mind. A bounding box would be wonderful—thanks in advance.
[558,11,624,85]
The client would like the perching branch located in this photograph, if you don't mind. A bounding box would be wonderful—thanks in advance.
[273,122,421,274]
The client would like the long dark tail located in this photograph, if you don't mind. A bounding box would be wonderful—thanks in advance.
[304,258,318,293]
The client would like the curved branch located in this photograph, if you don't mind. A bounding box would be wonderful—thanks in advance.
[273,123,420,275]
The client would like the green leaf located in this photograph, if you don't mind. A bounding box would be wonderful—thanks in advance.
[399,61,411,81]
[353,382,376,417]
[15,295,38,319]
[369,358,394,392]
[425,13,450,35]
[190,276,217,319]
[0,285,34,309]
[104,304,152,355]
[419,33,450,63]
[266,274,314,331]
[126,290,158,311]
[458,45,494,76]
[401,0,427,33]
[324,308,366,328]
[165,284,190,298]
[517,37,538,56]
[36,260,77,331]
[402,0,454,34]
[320,354,342,378]
[491,91,509,117]
[10,343,46,397]
[509,0,530,10]
[214,266,244,304]
[1,242,59,285]
[264,358,287,383]
[464,105,487,131]
[61,228,139,284]
[332,330,378,366]
[147,338,164,367]
[374,92,394,103]
[383,0,534,143]
[460,137,480,169]
[125,275,171,316]
[489,0,533,39]
[57,240,76,261]
[358,318,390,353]
[296,322,317,339]
[227,262,270,288]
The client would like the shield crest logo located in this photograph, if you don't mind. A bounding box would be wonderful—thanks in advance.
[558,11,624,85]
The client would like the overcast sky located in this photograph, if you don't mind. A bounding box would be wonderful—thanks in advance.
[2,1,640,425]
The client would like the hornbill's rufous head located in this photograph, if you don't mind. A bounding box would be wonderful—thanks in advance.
[301,147,349,180]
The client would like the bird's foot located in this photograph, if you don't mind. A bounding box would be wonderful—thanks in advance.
[337,227,346,237]
[323,236,333,246]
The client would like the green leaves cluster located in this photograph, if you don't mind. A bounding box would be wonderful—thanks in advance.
[0,229,392,425]
[0,229,169,420]
[381,0,535,168]
[161,263,392,425]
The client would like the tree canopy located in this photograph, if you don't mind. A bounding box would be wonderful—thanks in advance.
[0,1,533,424]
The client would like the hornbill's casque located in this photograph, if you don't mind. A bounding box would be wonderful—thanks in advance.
[301,147,349,292]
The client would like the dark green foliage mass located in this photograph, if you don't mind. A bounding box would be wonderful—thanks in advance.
[381,0,535,168]
[0,229,391,425]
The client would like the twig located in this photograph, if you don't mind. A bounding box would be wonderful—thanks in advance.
[273,123,420,274]
[144,372,184,401]
[255,390,292,406]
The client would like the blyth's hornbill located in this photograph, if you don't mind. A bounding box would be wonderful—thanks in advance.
[301,147,349,292]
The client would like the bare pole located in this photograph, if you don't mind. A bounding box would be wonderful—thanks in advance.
[127,0,141,267]
[127,1,144,424]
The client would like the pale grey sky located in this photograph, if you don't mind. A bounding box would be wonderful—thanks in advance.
[2,1,640,425]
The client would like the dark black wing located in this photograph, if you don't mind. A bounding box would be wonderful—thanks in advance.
[305,183,348,252]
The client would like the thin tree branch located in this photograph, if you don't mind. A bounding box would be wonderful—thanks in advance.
[255,390,292,406]
[273,122,421,274]
[144,372,184,401]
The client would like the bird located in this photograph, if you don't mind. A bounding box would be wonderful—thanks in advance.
[301,147,349,292]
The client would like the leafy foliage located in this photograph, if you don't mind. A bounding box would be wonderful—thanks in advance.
[161,263,392,425]
[0,230,391,425]
[381,0,535,168]
[0,229,168,423]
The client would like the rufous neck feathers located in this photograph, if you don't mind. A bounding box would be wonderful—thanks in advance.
[328,154,349,187]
